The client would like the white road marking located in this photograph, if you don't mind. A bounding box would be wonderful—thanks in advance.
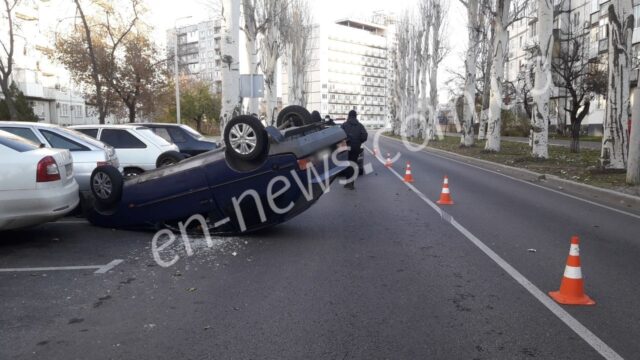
[364,145,624,360]
[379,136,640,220]
[94,259,124,274]
[0,259,124,275]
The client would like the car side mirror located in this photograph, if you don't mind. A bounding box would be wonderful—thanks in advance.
[39,143,46,149]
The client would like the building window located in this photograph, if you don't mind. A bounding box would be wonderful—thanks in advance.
[635,5,640,28]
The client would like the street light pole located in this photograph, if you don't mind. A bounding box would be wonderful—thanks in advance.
[174,16,192,125]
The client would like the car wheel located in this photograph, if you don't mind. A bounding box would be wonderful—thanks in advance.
[123,168,144,178]
[90,166,123,207]
[276,105,312,129]
[156,151,185,168]
[224,115,268,161]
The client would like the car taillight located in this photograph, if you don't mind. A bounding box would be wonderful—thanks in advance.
[36,156,61,182]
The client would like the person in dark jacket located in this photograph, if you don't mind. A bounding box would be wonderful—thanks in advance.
[324,115,336,126]
[341,110,368,190]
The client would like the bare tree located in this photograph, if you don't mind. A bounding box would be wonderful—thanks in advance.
[428,0,449,140]
[485,0,527,152]
[418,0,432,140]
[551,12,607,153]
[283,0,313,107]
[459,0,482,147]
[220,0,242,132]
[601,0,634,170]
[478,0,495,140]
[242,0,268,114]
[259,0,288,121]
[0,0,19,120]
[529,0,554,158]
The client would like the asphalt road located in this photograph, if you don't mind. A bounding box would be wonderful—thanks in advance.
[1,134,639,359]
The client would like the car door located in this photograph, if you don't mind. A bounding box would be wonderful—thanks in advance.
[99,129,153,170]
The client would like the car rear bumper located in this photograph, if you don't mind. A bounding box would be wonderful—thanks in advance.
[0,182,80,231]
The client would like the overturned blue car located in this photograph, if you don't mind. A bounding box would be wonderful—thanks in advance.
[86,107,349,234]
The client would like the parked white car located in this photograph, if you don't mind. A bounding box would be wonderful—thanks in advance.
[71,125,182,177]
[0,130,79,231]
[0,122,119,193]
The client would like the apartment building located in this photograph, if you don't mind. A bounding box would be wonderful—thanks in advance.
[505,0,640,135]
[282,17,395,129]
[0,0,94,124]
[166,20,223,94]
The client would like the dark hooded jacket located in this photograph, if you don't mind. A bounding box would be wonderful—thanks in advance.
[341,115,368,151]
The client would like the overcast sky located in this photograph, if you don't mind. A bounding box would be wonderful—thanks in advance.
[149,0,467,101]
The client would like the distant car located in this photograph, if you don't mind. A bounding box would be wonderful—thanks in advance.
[0,122,120,193]
[0,130,79,231]
[85,108,348,234]
[71,125,183,178]
[132,123,219,157]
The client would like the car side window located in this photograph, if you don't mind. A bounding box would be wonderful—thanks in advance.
[77,128,99,139]
[168,128,187,143]
[40,129,88,151]
[101,129,147,149]
[0,127,41,144]
[152,128,173,143]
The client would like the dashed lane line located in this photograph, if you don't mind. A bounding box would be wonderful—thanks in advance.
[364,145,623,360]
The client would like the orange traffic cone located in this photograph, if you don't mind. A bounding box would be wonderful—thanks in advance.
[385,154,392,168]
[436,176,454,205]
[549,236,595,306]
[403,162,415,183]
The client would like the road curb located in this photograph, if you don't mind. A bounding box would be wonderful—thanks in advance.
[381,135,640,216]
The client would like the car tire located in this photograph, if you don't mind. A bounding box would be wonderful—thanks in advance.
[224,115,268,161]
[90,166,123,207]
[156,151,185,168]
[276,105,312,129]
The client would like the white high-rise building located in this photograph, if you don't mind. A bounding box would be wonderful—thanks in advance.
[167,19,223,93]
[282,16,395,129]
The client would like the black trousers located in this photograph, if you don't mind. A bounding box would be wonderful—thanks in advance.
[345,150,360,185]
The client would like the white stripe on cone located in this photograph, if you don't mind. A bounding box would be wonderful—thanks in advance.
[444,178,449,185]
[442,188,450,194]
[563,265,583,280]
[569,245,580,257]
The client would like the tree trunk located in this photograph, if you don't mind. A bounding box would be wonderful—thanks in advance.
[461,0,479,147]
[478,19,495,141]
[570,121,581,153]
[220,0,242,133]
[530,0,553,159]
[628,86,640,184]
[245,36,260,115]
[601,1,633,169]
[128,103,136,123]
[485,0,510,152]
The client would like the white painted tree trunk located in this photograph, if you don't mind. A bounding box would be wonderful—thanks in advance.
[220,0,242,133]
[245,36,260,114]
[530,0,553,159]
[485,0,510,152]
[461,0,479,147]
[628,84,640,184]
[602,0,633,169]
